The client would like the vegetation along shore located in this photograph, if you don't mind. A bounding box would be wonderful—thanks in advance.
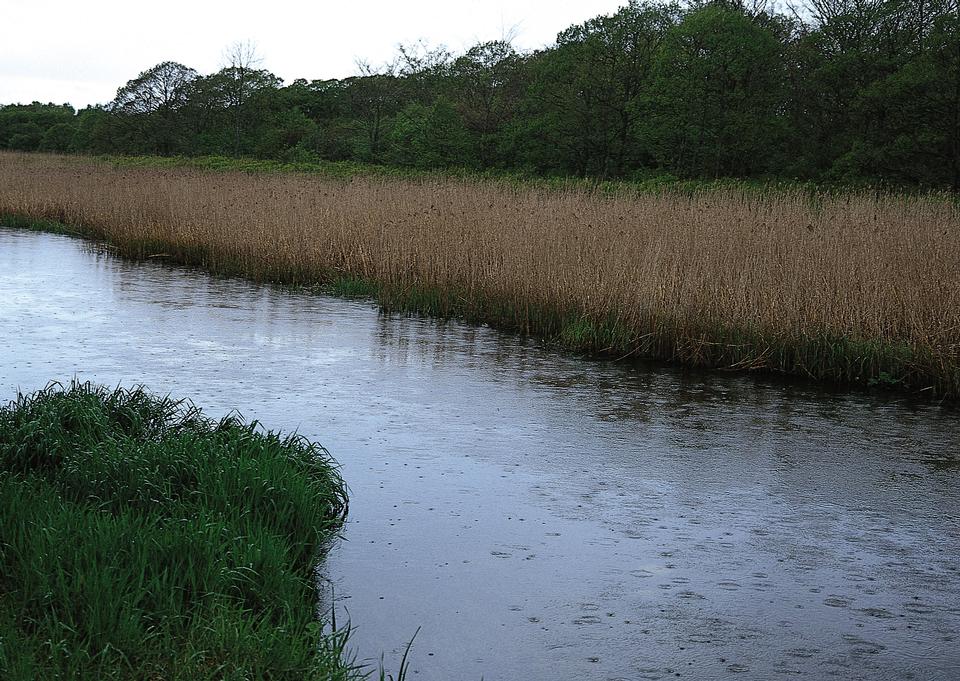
[1,152,957,398]
[0,381,373,680]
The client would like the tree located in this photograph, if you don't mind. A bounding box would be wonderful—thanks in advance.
[39,123,77,152]
[386,97,473,168]
[652,3,785,177]
[253,109,318,159]
[520,1,679,177]
[344,61,405,163]
[0,103,76,151]
[395,40,453,104]
[72,107,113,154]
[834,6,960,187]
[109,62,198,154]
[449,40,525,167]
[3,0,956,189]
[219,41,282,155]
[111,61,198,115]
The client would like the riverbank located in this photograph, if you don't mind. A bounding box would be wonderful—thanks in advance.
[1,152,957,398]
[0,382,357,680]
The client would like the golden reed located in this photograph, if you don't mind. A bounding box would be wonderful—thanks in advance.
[2,152,957,396]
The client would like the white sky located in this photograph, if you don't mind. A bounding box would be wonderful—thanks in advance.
[2,0,629,109]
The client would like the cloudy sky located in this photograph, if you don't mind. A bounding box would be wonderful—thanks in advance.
[2,0,628,109]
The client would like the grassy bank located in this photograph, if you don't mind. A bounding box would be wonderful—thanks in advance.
[1,152,957,398]
[92,153,832,198]
[0,382,357,680]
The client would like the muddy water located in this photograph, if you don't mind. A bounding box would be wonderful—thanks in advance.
[2,228,959,680]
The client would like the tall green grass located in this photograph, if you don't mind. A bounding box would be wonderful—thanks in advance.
[0,381,364,680]
[92,153,960,207]
[91,153,840,199]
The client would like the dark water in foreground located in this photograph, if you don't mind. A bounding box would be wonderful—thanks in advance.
[2,228,959,681]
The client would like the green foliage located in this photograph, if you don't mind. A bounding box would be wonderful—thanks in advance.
[386,97,474,168]
[448,40,526,168]
[325,276,382,298]
[0,381,361,680]
[108,61,199,155]
[520,1,679,177]
[3,0,958,188]
[0,103,76,151]
[653,3,785,177]
[838,9,960,188]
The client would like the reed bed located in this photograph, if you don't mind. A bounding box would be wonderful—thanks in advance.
[1,152,958,397]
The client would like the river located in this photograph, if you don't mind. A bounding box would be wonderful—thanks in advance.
[2,227,958,680]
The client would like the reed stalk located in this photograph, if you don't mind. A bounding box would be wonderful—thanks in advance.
[1,152,957,397]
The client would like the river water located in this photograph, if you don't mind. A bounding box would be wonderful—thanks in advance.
[2,228,959,680]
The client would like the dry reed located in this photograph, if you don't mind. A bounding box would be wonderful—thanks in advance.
[1,152,957,396]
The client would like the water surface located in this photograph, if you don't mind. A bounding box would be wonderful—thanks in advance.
[2,228,958,680]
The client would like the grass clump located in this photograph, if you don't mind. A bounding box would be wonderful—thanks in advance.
[0,212,80,236]
[0,381,357,680]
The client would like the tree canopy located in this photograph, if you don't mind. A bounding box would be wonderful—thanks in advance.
[3,0,958,189]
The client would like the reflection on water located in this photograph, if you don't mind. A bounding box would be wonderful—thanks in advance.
[2,228,959,681]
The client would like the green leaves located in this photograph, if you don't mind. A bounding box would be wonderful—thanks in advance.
[3,0,959,187]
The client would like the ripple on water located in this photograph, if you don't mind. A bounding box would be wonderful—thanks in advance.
[4,229,960,681]
[573,615,603,625]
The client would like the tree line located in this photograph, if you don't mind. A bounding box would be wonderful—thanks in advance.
[2,0,958,189]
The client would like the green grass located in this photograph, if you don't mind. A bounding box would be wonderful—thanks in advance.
[0,381,375,680]
[323,276,382,299]
[87,153,869,201]
[365,281,953,397]
[91,153,960,206]
[0,212,82,236]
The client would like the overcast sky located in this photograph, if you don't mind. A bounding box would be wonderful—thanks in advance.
[2,0,629,109]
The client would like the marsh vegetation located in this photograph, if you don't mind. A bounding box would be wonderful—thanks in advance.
[1,152,957,397]
[0,381,359,680]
